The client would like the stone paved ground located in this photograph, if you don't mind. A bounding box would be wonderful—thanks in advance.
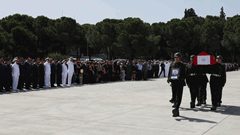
[0,71,240,135]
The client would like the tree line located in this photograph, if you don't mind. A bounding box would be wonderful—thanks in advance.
[0,7,240,62]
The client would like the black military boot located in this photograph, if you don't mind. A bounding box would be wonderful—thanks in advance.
[196,102,201,106]
[217,103,221,107]
[169,98,174,103]
[172,109,179,117]
[190,102,195,108]
[211,106,217,111]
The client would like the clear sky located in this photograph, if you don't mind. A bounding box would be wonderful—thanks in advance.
[0,0,239,24]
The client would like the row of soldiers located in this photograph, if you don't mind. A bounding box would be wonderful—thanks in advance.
[167,52,227,117]
[0,56,75,93]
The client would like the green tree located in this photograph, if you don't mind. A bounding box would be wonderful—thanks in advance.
[184,8,197,18]
[222,15,240,62]
[220,7,226,20]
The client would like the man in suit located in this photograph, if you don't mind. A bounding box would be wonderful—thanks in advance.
[155,61,160,78]
[56,59,62,87]
[4,58,12,93]
[50,59,56,87]
[32,59,39,89]
[0,56,4,94]
[38,59,45,88]
[17,57,24,91]
[24,57,32,90]
[159,61,166,77]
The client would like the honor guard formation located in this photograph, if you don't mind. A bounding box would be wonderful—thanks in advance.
[168,52,230,117]
[0,54,238,118]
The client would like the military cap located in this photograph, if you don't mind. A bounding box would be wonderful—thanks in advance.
[190,55,195,60]
[216,55,223,60]
[174,52,182,58]
[13,58,18,62]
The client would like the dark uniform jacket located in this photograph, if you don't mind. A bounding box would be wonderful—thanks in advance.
[4,64,12,78]
[24,62,32,76]
[167,62,186,86]
[51,63,56,75]
[161,63,165,70]
[56,62,62,75]
[210,63,226,87]
[198,65,209,84]
[0,62,4,79]
[32,64,39,77]
[39,63,44,76]
[186,63,199,86]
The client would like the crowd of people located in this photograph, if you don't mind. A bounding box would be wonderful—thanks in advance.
[0,55,239,94]
[0,56,174,94]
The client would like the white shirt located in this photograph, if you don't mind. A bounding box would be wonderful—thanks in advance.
[67,61,74,73]
[44,61,51,75]
[12,63,20,76]
[62,64,68,75]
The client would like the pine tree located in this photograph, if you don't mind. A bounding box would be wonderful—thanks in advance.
[220,7,226,20]
[184,8,197,18]
[184,9,189,18]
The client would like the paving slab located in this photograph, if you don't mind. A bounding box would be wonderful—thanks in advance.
[0,71,240,135]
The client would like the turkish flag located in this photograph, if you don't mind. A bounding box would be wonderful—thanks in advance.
[193,52,215,66]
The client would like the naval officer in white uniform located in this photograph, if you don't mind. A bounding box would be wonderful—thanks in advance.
[67,57,75,86]
[12,58,20,92]
[44,57,51,88]
[62,60,68,86]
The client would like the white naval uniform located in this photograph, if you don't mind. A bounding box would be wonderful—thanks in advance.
[12,62,20,91]
[165,62,170,77]
[44,61,51,87]
[67,61,74,86]
[62,64,68,86]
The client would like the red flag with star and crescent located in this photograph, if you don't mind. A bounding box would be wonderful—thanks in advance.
[193,52,215,66]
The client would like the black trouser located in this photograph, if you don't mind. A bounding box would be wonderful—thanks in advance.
[172,81,184,110]
[0,78,3,92]
[218,86,223,103]
[25,75,31,89]
[39,75,44,88]
[148,70,152,78]
[5,77,12,91]
[32,75,38,88]
[57,73,62,86]
[210,83,223,107]
[189,85,199,104]
[155,69,159,78]
[198,82,207,102]
[137,70,142,80]
[210,83,222,107]
[51,73,55,86]
[159,68,165,77]
[18,76,24,90]
[210,76,224,106]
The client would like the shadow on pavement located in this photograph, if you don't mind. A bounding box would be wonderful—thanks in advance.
[180,104,240,116]
[175,116,217,123]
